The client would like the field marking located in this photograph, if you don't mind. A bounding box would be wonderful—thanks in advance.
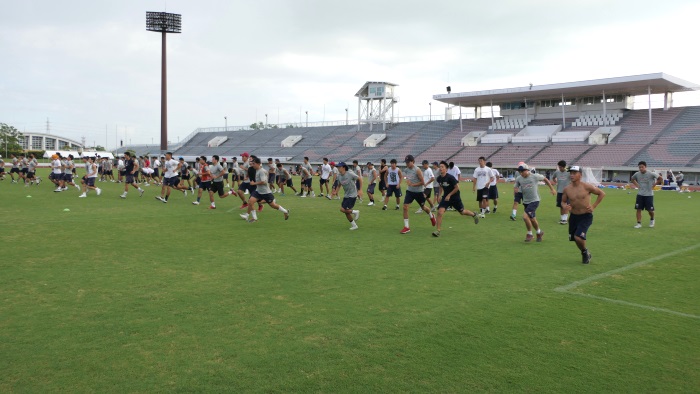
[554,243,700,320]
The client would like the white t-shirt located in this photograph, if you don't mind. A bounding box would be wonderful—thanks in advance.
[117,159,124,170]
[164,159,180,178]
[423,167,435,189]
[321,163,332,180]
[153,159,161,169]
[52,159,62,174]
[447,165,461,180]
[472,166,494,189]
[489,168,501,187]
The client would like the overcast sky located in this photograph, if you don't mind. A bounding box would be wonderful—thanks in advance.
[2,0,700,148]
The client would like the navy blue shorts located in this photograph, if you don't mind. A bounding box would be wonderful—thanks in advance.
[304,178,312,188]
[165,176,180,187]
[153,169,160,177]
[251,191,275,203]
[86,177,96,187]
[268,174,275,184]
[387,185,402,197]
[199,181,211,191]
[424,188,433,198]
[286,178,293,187]
[569,213,593,241]
[342,197,357,210]
[635,195,654,211]
[27,171,35,178]
[477,187,490,201]
[556,192,565,208]
[438,196,464,213]
[404,190,426,206]
[320,178,329,185]
[523,200,540,218]
[488,185,499,200]
[379,180,387,191]
[10,168,19,174]
[514,192,523,204]
[63,174,73,183]
[367,183,376,194]
[238,182,256,193]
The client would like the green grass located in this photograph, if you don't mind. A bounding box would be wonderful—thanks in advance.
[1,170,699,393]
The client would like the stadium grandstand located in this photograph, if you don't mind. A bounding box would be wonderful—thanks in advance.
[18,132,83,152]
[133,73,700,184]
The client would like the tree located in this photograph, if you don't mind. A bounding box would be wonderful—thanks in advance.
[250,122,264,130]
[285,124,295,129]
[94,146,106,151]
[0,123,24,155]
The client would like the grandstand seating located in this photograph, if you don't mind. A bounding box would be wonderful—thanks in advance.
[172,107,700,169]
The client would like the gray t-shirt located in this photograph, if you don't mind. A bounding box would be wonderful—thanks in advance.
[632,171,659,196]
[28,159,37,171]
[552,170,570,193]
[255,168,271,194]
[514,173,545,204]
[210,163,224,182]
[338,170,359,198]
[403,166,424,193]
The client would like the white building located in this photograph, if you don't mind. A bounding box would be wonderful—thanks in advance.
[18,132,83,151]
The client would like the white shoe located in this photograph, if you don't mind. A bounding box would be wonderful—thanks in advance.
[649,221,655,228]
[415,209,423,214]
[139,189,145,197]
[75,185,81,190]
[183,190,188,197]
[310,192,316,197]
[96,188,102,196]
[120,193,127,199]
[368,201,374,206]
[353,211,360,221]
[349,224,358,231]
[78,193,87,198]
[192,201,200,205]
[479,214,486,218]
[634,223,642,228]
[240,214,249,220]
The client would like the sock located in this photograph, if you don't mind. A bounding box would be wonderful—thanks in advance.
[123,191,128,195]
[404,219,409,227]
[279,206,288,214]
[429,212,434,219]
[481,208,486,214]
[637,221,641,224]
[536,229,542,234]
[165,195,169,201]
[512,209,517,216]
[582,248,588,254]
[211,203,216,207]
[350,220,357,227]
[352,210,359,215]
[494,205,498,209]
[561,214,567,221]
[251,211,258,220]
[196,197,200,202]
[527,231,533,235]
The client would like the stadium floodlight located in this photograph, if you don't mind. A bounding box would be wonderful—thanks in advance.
[146,11,182,151]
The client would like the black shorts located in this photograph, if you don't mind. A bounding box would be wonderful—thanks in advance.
[49,173,58,180]
[556,192,568,208]
[120,170,127,176]
[0,168,5,174]
[181,174,190,180]
[333,180,339,189]
[153,169,160,177]
[438,195,465,213]
[404,190,426,206]
[199,181,211,191]
[303,179,312,188]
[286,178,293,187]
[386,185,402,197]
[27,171,35,178]
[238,182,256,193]
[523,200,540,219]
[488,185,499,200]
[424,188,433,198]
[320,178,329,185]
[268,174,275,184]
[85,177,96,187]
[210,181,225,196]
[223,173,229,180]
[514,192,523,204]
[569,213,593,241]
[21,168,28,174]
[477,187,490,201]
[635,195,654,211]
[10,168,19,174]
[165,176,180,187]
[367,183,376,194]
[342,197,357,210]
[379,180,387,191]
[252,191,275,204]
[63,174,73,183]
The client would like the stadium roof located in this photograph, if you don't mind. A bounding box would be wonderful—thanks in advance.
[433,73,699,107]
[355,81,399,97]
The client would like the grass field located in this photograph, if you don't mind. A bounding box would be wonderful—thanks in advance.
[1,170,699,393]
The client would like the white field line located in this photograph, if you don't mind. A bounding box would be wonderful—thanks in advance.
[554,243,700,319]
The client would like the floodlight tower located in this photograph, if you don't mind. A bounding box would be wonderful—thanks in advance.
[146,11,181,151]
[355,82,398,132]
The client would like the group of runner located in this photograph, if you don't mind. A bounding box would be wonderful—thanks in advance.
[4,149,666,265]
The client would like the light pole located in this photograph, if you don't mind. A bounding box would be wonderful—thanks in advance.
[265,114,268,128]
[345,108,348,125]
[305,111,308,127]
[224,116,227,131]
[429,102,432,121]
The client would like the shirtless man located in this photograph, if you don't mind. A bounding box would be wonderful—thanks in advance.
[561,165,606,264]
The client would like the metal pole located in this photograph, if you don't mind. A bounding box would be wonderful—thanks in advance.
[160,31,168,151]
[524,97,528,125]
[429,102,431,121]
[225,116,227,131]
[561,93,566,129]
[602,90,607,117]
[490,99,494,129]
[345,108,348,126]
[648,86,652,126]
[459,101,463,133]
[357,98,361,132]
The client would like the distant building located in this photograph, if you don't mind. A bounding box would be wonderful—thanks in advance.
[18,132,83,151]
